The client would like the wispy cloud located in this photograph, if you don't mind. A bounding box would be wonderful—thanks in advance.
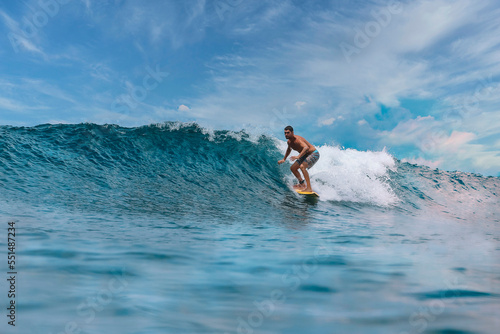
[0,9,44,55]
[0,96,39,112]
[22,79,76,103]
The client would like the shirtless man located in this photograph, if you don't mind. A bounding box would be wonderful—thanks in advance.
[278,125,320,192]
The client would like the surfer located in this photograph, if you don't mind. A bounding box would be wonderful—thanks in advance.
[278,125,320,192]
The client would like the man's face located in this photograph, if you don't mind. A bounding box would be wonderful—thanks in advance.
[284,130,292,139]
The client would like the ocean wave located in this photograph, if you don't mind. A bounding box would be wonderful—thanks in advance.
[0,122,498,221]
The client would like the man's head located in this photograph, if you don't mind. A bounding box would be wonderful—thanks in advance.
[284,125,294,139]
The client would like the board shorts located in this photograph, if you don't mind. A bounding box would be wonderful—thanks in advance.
[296,150,320,169]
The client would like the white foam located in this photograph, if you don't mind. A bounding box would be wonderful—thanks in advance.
[277,141,399,206]
[200,126,217,142]
[224,130,262,144]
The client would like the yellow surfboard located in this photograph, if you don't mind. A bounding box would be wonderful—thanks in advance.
[294,188,319,197]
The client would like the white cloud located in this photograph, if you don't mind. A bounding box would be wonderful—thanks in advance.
[178,104,190,111]
[381,116,436,145]
[319,117,335,126]
[381,117,475,156]
[387,0,480,53]
[378,114,500,174]
[441,131,476,152]
[295,101,306,109]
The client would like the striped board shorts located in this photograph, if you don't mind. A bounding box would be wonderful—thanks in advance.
[296,150,320,169]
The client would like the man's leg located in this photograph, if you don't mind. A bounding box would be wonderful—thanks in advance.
[300,162,313,192]
[290,163,304,187]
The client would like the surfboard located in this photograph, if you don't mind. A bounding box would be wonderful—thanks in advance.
[294,188,319,197]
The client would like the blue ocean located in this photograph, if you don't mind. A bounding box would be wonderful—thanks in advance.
[0,122,499,334]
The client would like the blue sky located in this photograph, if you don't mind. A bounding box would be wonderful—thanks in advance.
[1,0,499,176]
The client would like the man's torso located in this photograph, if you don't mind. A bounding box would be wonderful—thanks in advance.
[288,135,316,154]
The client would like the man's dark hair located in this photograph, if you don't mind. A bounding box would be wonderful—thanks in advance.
[284,125,293,132]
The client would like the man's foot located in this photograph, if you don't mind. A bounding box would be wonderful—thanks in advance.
[293,180,306,189]
[302,188,313,192]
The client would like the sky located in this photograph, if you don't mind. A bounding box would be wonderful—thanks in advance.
[0,0,499,176]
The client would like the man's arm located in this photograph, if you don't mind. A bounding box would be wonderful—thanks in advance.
[278,146,292,164]
[283,147,292,160]
[296,146,309,160]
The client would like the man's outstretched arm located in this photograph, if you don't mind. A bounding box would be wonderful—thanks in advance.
[278,147,292,164]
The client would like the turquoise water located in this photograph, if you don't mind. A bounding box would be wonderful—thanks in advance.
[0,123,499,334]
